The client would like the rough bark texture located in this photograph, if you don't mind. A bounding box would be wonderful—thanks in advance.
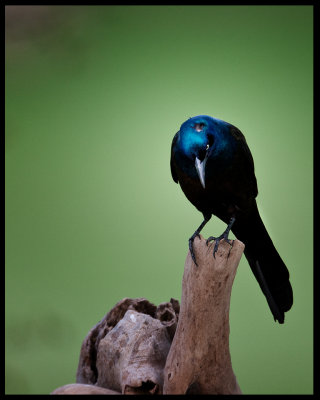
[75,297,179,394]
[163,236,243,394]
[51,383,121,395]
[96,310,169,394]
[51,237,244,395]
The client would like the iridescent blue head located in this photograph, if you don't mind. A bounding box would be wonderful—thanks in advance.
[176,115,233,188]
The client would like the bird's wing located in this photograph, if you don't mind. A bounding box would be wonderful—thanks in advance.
[170,132,179,183]
[229,125,258,198]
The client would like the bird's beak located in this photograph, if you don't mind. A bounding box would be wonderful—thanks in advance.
[195,157,206,188]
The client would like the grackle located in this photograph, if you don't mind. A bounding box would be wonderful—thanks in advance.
[170,115,293,323]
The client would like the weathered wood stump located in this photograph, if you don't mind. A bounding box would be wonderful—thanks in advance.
[163,236,243,394]
[51,237,244,395]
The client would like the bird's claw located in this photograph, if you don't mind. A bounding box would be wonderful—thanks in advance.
[206,235,233,258]
[189,232,201,266]
[206,217,235,258]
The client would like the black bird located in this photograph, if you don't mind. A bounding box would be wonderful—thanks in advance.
[170,115,293,323]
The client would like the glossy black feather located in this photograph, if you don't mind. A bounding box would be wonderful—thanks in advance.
[170,115,293,323]
[170,132,179,183]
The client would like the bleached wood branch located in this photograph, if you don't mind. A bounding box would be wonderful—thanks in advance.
[51,237,244,395]
[163,236,243,394]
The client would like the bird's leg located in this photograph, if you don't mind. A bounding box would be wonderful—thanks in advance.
[206,217,236,258]
[189,214,211,266]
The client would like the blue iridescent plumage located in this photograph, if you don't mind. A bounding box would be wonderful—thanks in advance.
[170,115,293,323]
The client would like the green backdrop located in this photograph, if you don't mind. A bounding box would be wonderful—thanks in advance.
[5,5,313,394]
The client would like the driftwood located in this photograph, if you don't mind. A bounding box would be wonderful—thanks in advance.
[51,383,120,395]
[51,237,244,395]
[163,236,243,394]
[75,298,179,395]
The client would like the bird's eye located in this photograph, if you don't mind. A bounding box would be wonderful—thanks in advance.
[194,123,205,132]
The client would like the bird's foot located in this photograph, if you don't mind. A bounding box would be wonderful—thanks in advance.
[189,232,201,266]
[206,234,234,258]
[187,215,212,267]
[206,217,235,258]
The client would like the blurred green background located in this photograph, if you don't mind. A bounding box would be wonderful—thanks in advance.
[5,5,313,395]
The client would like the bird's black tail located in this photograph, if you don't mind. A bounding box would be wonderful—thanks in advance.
[231,202,293,323]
